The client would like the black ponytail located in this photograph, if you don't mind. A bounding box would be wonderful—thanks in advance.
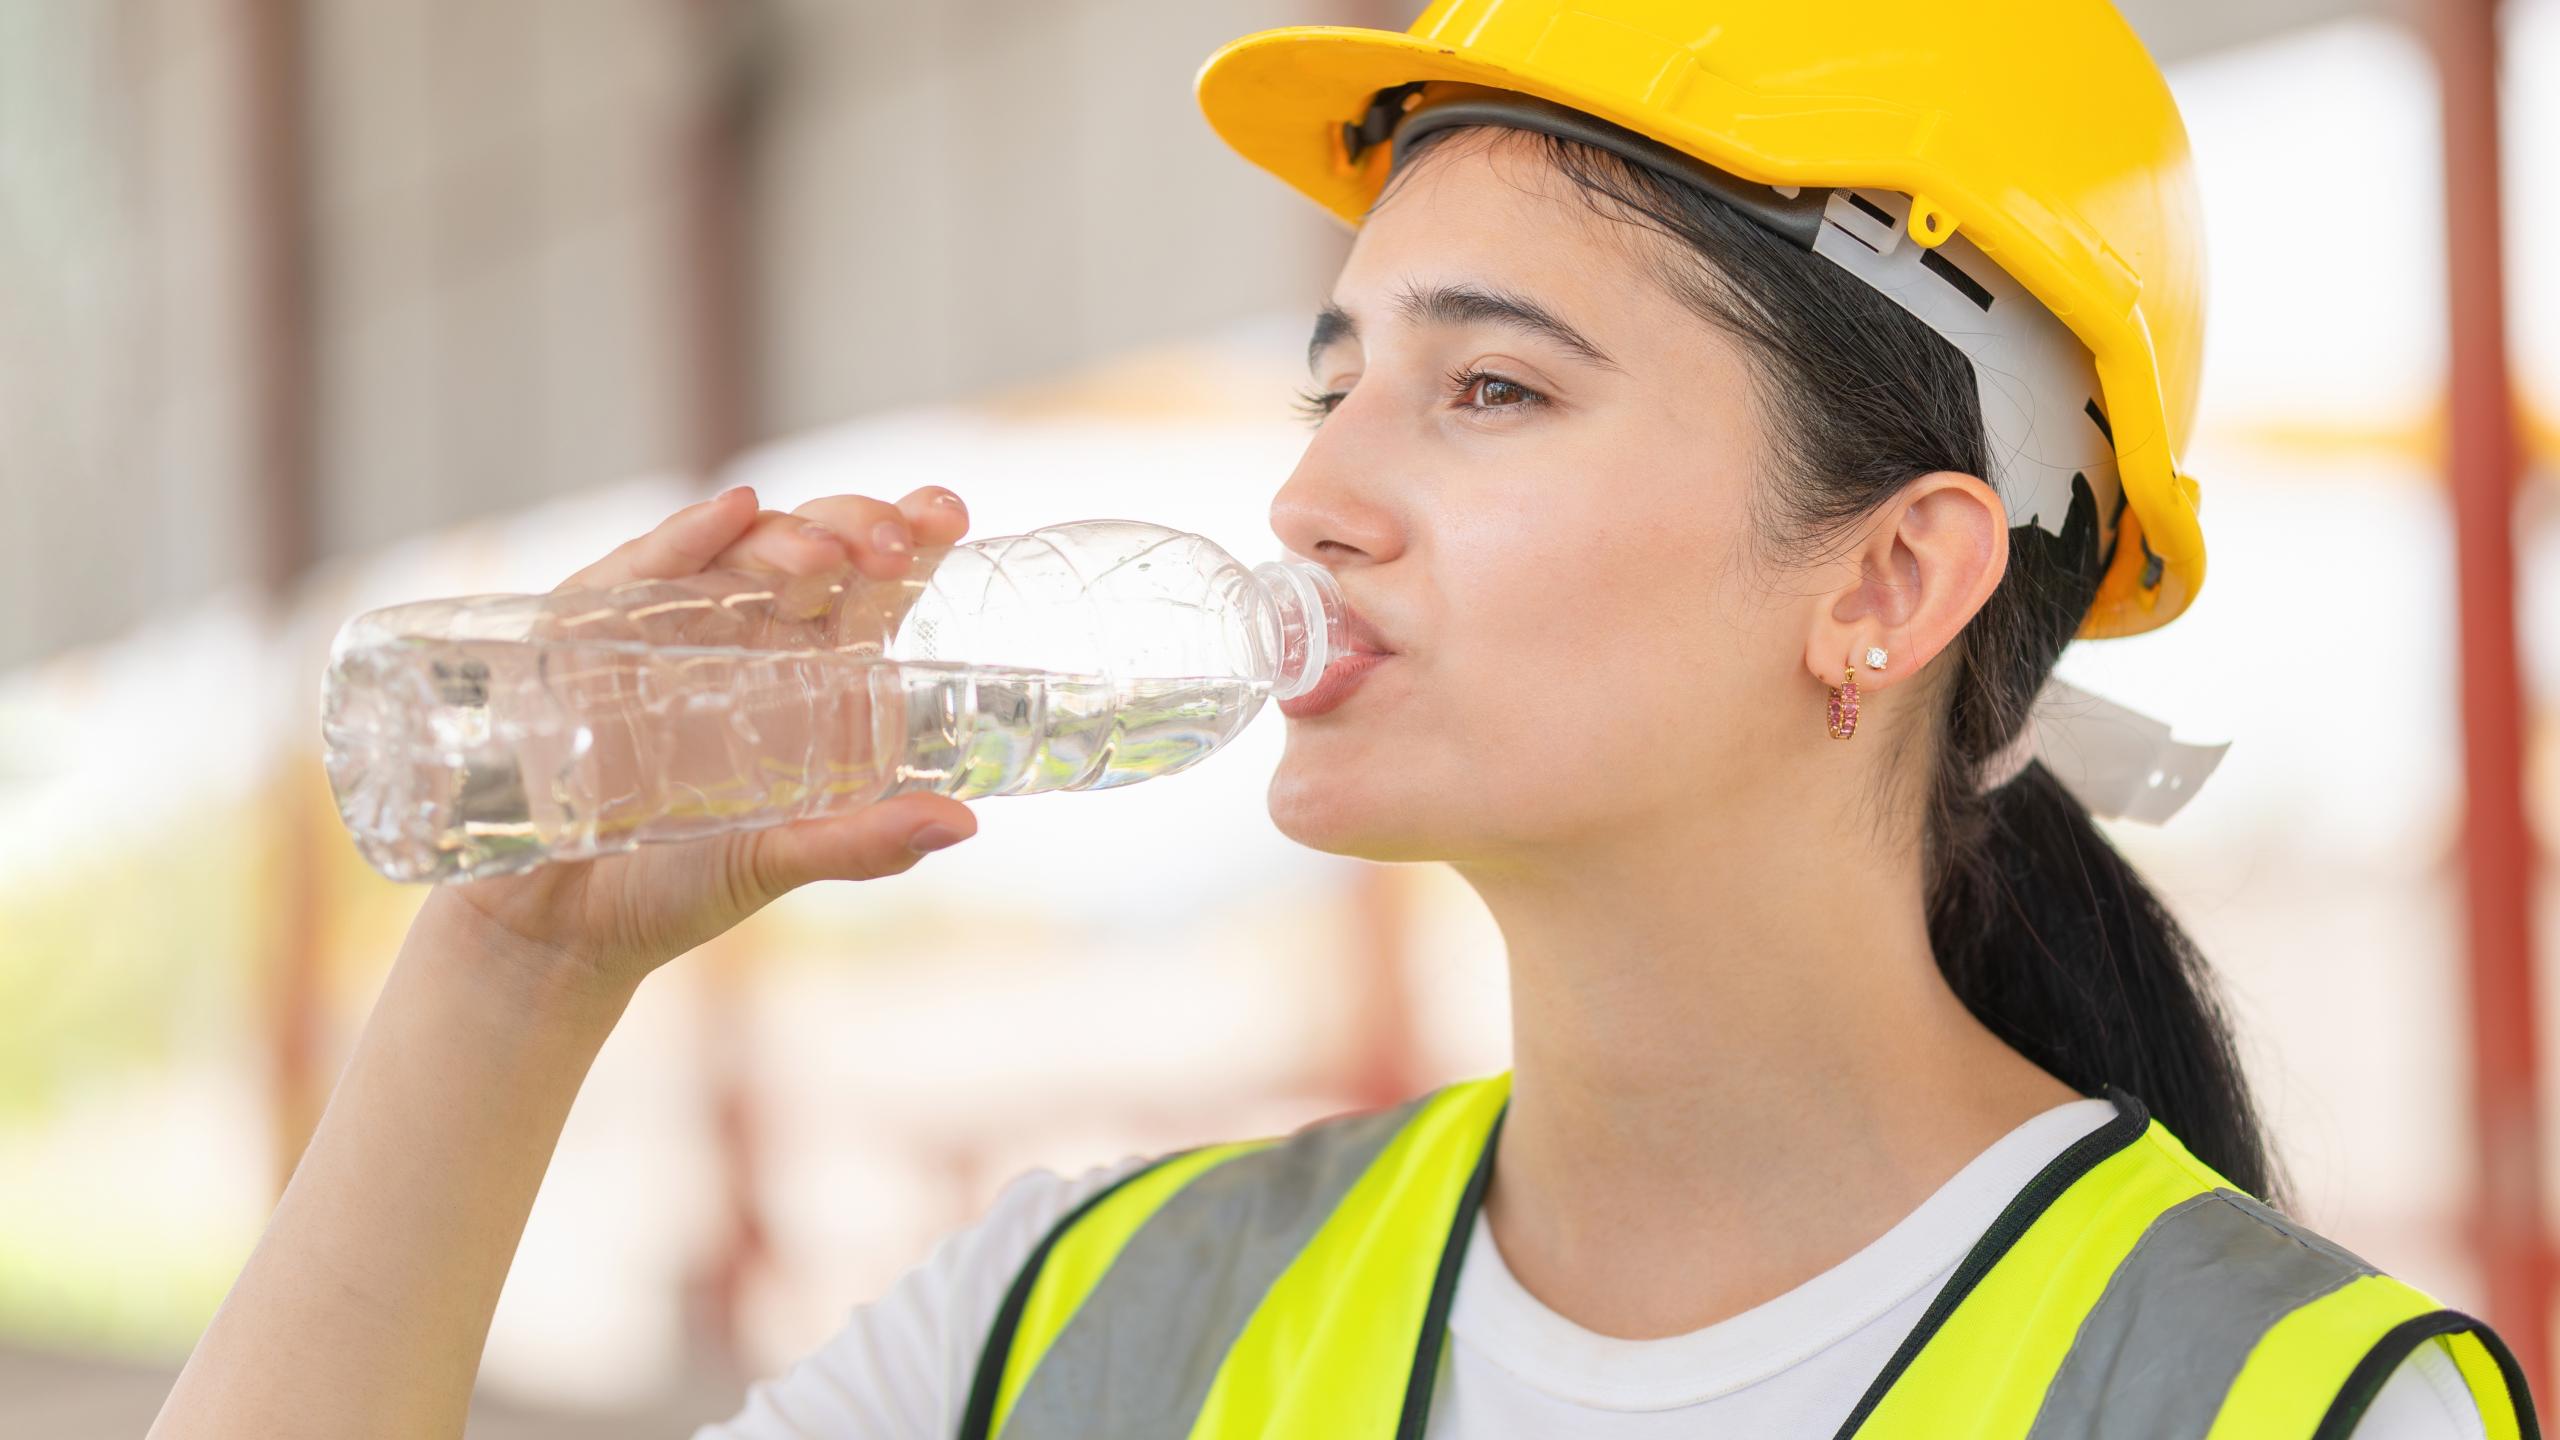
[1387,124,2283,1203]
[1946,763,2276,1202]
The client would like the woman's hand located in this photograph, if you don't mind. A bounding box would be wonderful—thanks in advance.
[423,482,984,1001]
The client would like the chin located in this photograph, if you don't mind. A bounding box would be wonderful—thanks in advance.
[1265,759,1447,863]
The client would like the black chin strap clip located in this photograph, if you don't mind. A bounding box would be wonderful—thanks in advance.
[1342,81,1430,166]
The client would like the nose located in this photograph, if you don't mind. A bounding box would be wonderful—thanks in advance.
[1267,412,1408,569]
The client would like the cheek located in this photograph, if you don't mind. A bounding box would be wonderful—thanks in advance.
[1267,502,1771,859]
[1442,461,1743,646]
[1431,494,1750,766]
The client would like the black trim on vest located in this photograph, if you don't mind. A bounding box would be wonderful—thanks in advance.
[956,1148,1201,1440]
[1393,1100,1510,1440]
[2311,1308,2541,1440]
[1829,1084,2151,1438]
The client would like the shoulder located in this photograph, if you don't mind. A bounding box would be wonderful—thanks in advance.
[951,1151,1167,1289]
[688,1150,1157,1440]
[2108,1125,2492,1440]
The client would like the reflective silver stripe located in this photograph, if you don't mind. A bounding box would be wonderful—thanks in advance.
[2026,1188,2379,1439]
[999,1093,1431,1440]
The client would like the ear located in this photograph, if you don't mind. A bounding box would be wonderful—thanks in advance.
[1803,471,2008,693]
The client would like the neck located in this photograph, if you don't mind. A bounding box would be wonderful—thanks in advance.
[1449,801,2079,1339]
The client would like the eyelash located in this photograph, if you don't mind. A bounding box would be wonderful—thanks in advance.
[1288,366,1550,429]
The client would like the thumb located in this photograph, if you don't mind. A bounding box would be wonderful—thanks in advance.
[742,793,979,896]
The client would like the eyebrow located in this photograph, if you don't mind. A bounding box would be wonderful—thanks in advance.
[1306,279,1621,374]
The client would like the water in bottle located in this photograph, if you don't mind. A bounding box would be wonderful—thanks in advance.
[321,519,1345,884]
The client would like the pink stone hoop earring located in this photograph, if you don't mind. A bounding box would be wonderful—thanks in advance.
[1828,647,1885,739]
[1826,657,1862,740]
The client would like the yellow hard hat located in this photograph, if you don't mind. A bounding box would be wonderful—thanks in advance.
[1195,0,2208,640]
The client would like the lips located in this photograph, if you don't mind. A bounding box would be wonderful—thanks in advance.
[1341,603,1397,659]
[1277,584,1398,719]
[1278,651,1391,719]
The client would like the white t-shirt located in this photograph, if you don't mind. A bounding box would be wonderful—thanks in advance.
[696,1096,2486,1438]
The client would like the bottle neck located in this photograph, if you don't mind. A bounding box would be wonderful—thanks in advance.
[1251,559,1345,702]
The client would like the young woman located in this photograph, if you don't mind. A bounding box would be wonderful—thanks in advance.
[154,2,2535,1436]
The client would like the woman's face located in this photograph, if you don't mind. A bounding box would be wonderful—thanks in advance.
[1266,131,1809,867]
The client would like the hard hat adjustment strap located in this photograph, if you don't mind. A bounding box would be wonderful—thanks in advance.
[1344,81,1429,167]
[1380,88,1830,248]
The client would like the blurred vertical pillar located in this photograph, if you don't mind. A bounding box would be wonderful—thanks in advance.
[2430,0,2553,1393]
[683,925,776,1381]
[240,0,330,1194]
[680,0,769,481]
[1342,864,1426,1111]
[676,0,777,1378]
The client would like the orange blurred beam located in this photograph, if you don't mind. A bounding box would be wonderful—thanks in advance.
[2430,0,2552,1395]
[1344,864,1426,1111]
[677,0,775,1376]
[680,0,768,480]
[239,0,329,1194]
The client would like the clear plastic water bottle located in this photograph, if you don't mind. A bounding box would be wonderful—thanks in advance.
[320,519,1346,884]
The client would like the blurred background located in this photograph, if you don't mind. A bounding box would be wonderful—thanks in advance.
[2,0,2556,1432]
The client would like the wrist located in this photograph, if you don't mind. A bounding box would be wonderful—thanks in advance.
[405,890,639,1035]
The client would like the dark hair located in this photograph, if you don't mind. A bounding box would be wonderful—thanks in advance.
[1385,125,2282,1203]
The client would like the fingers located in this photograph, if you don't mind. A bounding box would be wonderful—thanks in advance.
[888,486,971,550]
[736,793,979,901]
[705,508,871,579]
[560,485,761,591]
[705,487,973,582]
[555,483,972,618]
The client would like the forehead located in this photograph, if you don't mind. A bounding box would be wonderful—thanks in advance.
[1334,131,1657,322]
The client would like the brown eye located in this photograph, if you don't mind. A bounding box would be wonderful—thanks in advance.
[1446,367,1547,415]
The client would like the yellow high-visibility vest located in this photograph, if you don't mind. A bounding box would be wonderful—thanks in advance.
[958,1072,2537,1439]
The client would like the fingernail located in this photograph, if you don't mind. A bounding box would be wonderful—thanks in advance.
[799,521,842,550]
[931,492,963,509]
[871,521,910,554]
[718,484,753,504]
[908,825,964,855]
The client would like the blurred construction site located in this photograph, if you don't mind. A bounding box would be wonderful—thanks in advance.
[3,0,2558,1432]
